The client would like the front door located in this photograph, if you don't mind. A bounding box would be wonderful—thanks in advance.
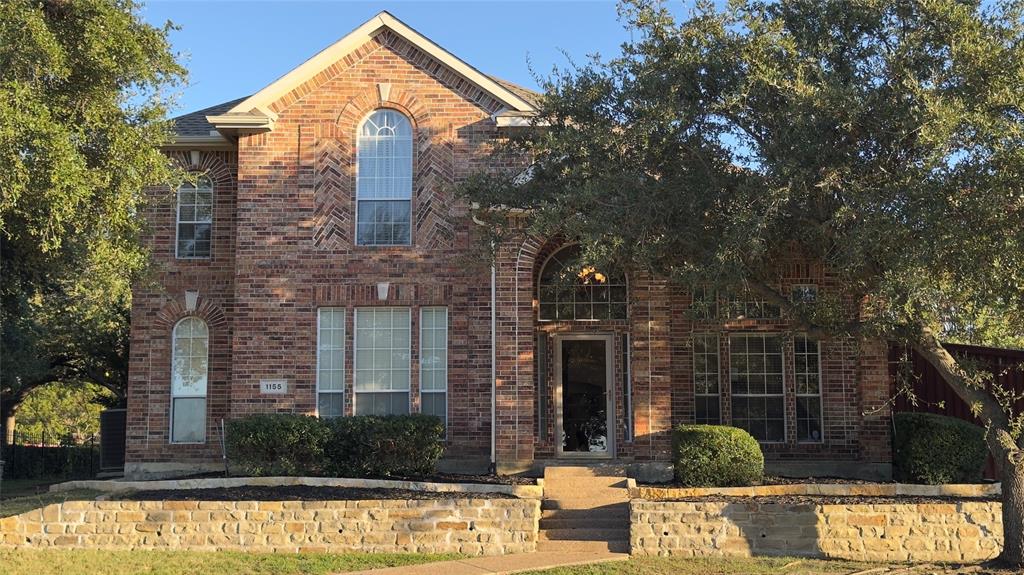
[555,335,614,457]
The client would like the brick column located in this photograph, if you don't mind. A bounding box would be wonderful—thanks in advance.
[630,274,674,460]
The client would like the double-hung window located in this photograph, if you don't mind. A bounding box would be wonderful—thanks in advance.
[317,309,346,417]
[354,308,411,415]
[795,335,823,442]
[419,307,448,424]
[176,176,213,258]
[171,317,208,443]
[356,110,413,246]
[729,334,785,442]
[693,335,721,424]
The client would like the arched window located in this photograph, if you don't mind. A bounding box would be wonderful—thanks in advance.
[176,175,213,259]
[171,317,208,443]
[356,109,413,246]
[538,245,627,321]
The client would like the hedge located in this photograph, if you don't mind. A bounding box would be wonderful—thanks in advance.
[893,412,987,484]
[672,424,764,487]
[225,414,331,476]
[225,413,445,478]
[325,414,445,478]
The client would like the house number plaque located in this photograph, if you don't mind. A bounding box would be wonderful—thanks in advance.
[260,379,288,394]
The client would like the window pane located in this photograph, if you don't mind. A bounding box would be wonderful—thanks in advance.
[421,392,446,421]
[693,335,720,424]
[795,335,823,442]
[172,398,206,443]
[318,393,344,418]
[537,245,627,321]
[355,308,411,414]
[728,334,785,442]
[357,110,412,246]
[317,308,345,415]
[172,318,209,396]
[354,391,410,416]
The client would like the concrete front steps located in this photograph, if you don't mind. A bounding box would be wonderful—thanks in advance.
[537,465,630,554]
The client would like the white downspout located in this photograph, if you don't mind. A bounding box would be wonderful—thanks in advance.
[472,209,498,474]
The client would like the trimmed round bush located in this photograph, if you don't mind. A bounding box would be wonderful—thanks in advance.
[893,412,987,484]
[226,414,331,476]
[672,425,764,487]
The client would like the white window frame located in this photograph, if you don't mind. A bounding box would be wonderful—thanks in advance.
[355,109,413,247]
[175,175,214,259]
[353,307,411,415]
[692,334,721,425]
[794,334,824,443]
[419,307,448,426]
[316,308,346,418]
[170,317,209,444]
[728,333,786,443]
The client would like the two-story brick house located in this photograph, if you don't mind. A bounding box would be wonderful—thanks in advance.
[126,12,893,480]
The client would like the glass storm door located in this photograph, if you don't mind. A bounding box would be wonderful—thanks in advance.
[555,335,614,457]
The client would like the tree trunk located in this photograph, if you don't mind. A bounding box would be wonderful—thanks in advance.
[1000,457,1024,566]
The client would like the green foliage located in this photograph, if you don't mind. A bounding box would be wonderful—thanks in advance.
[672,425,764,487]
[15,383,115,445]
[325,415,445,478]
[225,414,445,478]
[0,0,186,422]
[893,412,988,484]
[225,414,331,477]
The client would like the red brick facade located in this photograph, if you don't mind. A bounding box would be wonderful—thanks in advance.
[126,18,892,479]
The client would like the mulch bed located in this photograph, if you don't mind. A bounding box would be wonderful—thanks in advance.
[117,485,516,502]
[163,472,537,486]
[660,494,999,504]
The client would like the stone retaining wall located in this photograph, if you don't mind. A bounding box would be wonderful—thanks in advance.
[1,498,540,556]
[631,500,1002,563]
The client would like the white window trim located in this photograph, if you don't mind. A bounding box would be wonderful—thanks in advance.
[693,334,721,425]
[728,333,787,444]
[355,109,413,247]
[175,176,214,260]
[316,308,346,418]
[795,334,825,444]
[353,307,412,415]
[170,317,209,445]
[419,307,448,427]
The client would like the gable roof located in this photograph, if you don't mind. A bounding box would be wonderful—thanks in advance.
[205,11,539,135]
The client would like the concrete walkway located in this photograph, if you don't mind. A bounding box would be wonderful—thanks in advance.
[342,551,629,575]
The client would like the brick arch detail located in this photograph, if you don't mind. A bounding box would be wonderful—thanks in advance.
[313,87,453,250]
[166,151,236,190]
[153,297,228,332]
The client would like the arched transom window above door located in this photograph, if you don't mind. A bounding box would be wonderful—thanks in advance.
[538,245,627,321]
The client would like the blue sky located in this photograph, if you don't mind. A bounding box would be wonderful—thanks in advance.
[141,1,644,116]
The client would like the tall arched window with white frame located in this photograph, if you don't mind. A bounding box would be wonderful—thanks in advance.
[356,109,413,246]
[171,317,208,443]
[176,175,213,258]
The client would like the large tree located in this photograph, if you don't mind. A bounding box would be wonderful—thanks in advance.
[463,0,1024,565]
[0,0,185,442]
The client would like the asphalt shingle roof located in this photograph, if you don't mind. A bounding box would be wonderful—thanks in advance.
[170,96,249,137]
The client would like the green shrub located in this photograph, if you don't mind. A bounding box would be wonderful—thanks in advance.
[893,412,987,484]
[225,414,331,476]
[325,414,445,478]
[672,425,764,487]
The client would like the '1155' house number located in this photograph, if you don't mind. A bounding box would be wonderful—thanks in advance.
[260,379,288,394]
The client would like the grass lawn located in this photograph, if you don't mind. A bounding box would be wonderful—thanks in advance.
[0,549,462,575]
[0,489,103,518]
[0,478,65,499]
[521,556,876,575]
